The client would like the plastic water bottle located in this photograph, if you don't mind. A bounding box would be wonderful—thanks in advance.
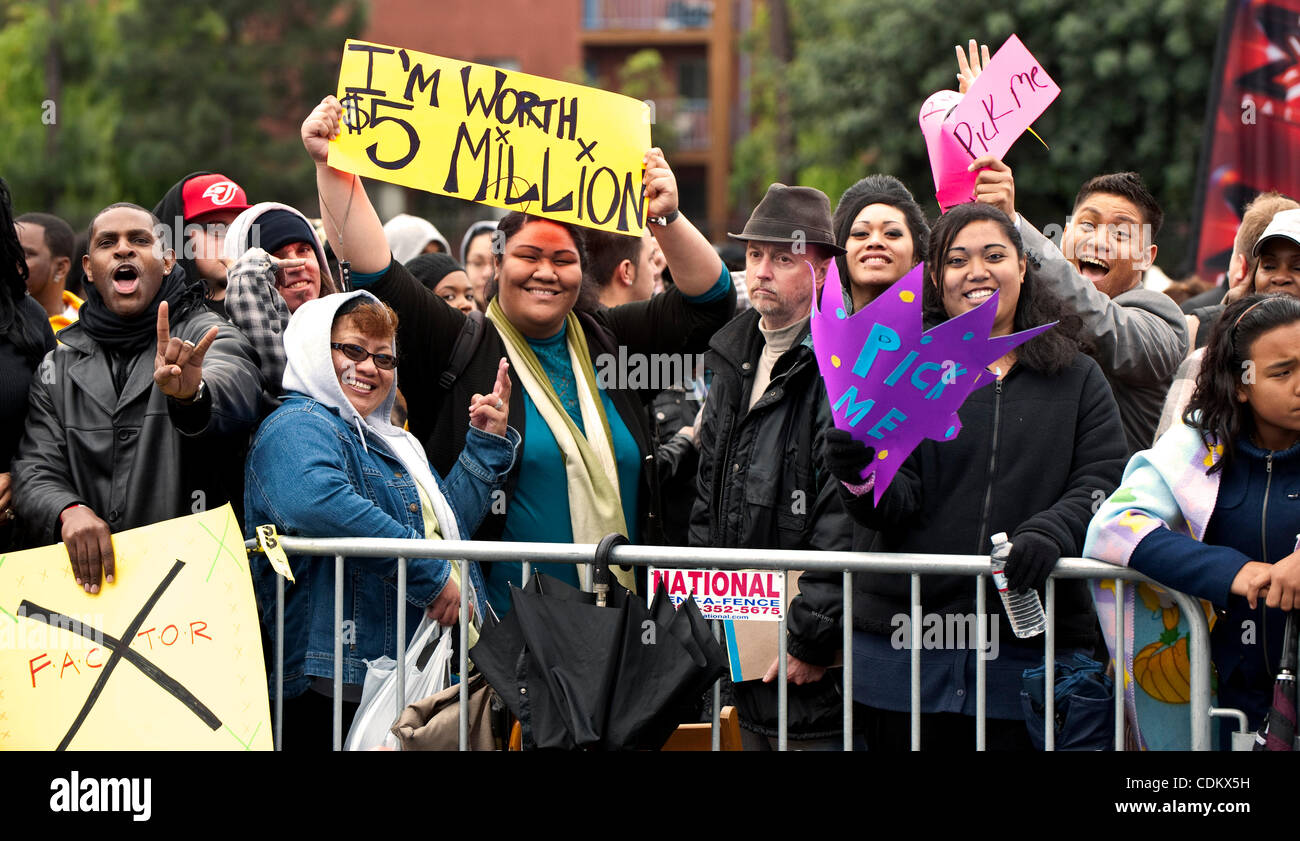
[990,532,1046,639]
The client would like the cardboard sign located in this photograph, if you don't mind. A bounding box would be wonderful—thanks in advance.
[810,261,1054,503]
[919,34,1060,209]
[329,40,652,235]
[0,506,271,750]
[647,568,784,622]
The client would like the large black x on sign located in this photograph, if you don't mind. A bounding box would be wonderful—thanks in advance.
[20,559,222,750]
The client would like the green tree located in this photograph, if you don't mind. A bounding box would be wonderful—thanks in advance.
[733,0,1226,270]
[616,48,679,160]
[0,0,366,228]
[109,0,366,216]
[730,0,782,220]
[0,0,124,223]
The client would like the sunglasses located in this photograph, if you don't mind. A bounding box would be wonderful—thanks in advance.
[331,342,397,370]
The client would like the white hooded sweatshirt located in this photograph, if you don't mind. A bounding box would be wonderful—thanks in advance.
[281,290,461,542]
[224,201,335,290]
[383,213,452,265]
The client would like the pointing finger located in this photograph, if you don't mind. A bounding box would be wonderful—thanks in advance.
[492,358,510,394]
[156,300,172,354]
[494,358,511,405]
[956,43,973,79]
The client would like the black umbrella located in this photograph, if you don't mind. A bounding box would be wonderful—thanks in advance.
[605,581,728,749]
[471,571,726,750]
[1254,613,1299,751]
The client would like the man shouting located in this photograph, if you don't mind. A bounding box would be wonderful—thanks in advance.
[14,203,263,591]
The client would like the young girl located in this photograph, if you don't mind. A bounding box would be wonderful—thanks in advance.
[1086,293,1300,748]
[822,203,1128,749]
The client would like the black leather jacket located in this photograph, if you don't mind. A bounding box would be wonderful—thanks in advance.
[13,302,263,543]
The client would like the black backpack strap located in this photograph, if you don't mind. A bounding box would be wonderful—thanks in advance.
[439,309,485,389]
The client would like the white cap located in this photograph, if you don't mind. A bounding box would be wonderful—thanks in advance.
[1252,208,1300,258]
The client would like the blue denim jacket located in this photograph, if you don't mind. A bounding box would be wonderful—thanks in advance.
[244,393,519,698]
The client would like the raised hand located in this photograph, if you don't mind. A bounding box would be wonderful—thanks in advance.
[469,357,512,437]
[302,95,344,165]
[219,250,307,280]
[154,300,219,401]
[955,39,992,94]
[643,147,679,220]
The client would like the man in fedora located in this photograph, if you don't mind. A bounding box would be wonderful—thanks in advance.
[690,183,847,552]
[688,183,852,747]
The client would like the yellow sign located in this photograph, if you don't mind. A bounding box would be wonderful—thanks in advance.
[0,505,271,750]
[329,40,653,235]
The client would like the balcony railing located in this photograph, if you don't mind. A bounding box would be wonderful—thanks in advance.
[583,0,713,30]
[653,96,711,151]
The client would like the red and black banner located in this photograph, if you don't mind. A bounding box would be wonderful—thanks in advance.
[1192,0,1300,283]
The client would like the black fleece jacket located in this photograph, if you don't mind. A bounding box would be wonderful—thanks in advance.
[788,352,1127,662]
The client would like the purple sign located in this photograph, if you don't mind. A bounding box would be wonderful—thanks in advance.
[811,261,1054,503]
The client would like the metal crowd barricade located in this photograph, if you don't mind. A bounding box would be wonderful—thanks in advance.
[246,537,1214,751]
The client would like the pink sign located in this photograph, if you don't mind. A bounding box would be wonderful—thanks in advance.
[810,261,1054,503]
[919,34,1061,210]
[919,90,976,210]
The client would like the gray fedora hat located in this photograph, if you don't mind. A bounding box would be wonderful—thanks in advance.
[728,183,846,256]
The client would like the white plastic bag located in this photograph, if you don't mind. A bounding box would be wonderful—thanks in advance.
[355,656,397,714]
[344,618,454,750]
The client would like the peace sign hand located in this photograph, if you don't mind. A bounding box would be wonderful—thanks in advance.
[469,358,512,437]
[154,300,219,400]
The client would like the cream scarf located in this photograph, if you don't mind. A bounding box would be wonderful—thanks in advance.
[486,301,635,591]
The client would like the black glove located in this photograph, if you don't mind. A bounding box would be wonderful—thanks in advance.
[823,428,875,485]
[1005,531,1060,591]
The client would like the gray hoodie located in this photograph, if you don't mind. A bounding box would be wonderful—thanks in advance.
[223,202,339,396]
[224,201,336,292]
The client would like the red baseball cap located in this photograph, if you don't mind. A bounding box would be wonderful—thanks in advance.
[181,173,250,222]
